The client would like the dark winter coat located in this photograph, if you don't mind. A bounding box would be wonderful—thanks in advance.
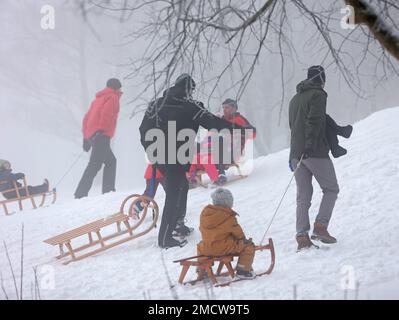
[139,86,243,171]
[289,79,330,160]
[82,87,122,139]
[0,169,24,193]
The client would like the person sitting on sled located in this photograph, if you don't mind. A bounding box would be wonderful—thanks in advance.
[217,99,257,176]
[0,159,50,200]
[187,132,228,188]
[197,188,256,279]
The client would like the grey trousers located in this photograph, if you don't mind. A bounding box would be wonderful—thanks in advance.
[292,158,339,235]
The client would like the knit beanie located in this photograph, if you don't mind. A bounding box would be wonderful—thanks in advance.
[307,65,326,85]
[106,78,122,90]
[211,188,234,209]
[0,160,10,171]
[175,73,196,91]
[222,98,238,110]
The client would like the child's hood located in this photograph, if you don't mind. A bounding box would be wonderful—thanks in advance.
[200,204,236,229]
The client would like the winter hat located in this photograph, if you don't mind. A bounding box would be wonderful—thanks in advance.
[222,98,238,110]
[307,65,326,85]
[211,188,234,209]
[106,78,122,90]
[0,160,10,171]
[175,73,196,91]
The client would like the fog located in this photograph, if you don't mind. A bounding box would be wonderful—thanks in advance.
[1,0,398,195]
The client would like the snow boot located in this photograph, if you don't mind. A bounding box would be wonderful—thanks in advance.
[236,269,256,280]
[331,145,347,158]
[173,221,194,238]
[160,237,188,249]
[311,221,337,244]
[296,234,319,252]
[337,125,353,139]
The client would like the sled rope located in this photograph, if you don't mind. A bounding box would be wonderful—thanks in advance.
[54,152,85,189]
[259,154,304,245]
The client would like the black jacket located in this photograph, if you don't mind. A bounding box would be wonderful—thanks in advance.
[139,86,243,169]
[289,80,330,160]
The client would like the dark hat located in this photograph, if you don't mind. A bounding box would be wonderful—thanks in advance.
[222,98,238,109]
[307,66,326,84]
[106,78,122,90]
[175,73,196,91]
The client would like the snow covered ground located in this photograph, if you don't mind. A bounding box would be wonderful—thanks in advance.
[1,107,399,300]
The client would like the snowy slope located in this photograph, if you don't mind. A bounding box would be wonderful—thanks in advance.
[1,107,399,300]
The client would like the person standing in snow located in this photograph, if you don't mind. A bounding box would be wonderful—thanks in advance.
[197,188,256,279]
[289,66,340,251]
[74,79,122,199]
[139,74,244,249]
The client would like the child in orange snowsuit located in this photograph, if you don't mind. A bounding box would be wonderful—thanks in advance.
[197,188,256,278]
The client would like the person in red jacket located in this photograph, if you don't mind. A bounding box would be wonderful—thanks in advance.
[74,79,122,199]
[217,99,256,175]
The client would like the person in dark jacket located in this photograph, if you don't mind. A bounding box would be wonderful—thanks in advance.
[289,66,341,251]
[0,160,49,199]
[139,74,244,249]
[74,79,122,199]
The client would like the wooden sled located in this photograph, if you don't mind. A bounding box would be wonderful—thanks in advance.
[43,194,159,265]
[0,177,56,216]
[174,238,275,286]
[194,163,247,188]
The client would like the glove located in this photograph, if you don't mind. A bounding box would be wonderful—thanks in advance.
[289,160,295,172]
[83,139,91,152]
[13,173,25,180]
[243,237,254,245]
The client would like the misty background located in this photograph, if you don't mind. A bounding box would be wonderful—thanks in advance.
[1,0,398,197]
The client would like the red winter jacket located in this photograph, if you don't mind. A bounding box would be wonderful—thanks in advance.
[223,112,257,139]
[82,88,122,139]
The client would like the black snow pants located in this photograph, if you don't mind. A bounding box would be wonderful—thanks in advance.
[156,164,189,247]
[3,182,49,200]
[74,135,117,199]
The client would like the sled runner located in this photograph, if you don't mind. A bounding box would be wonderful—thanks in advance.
[43,194,159,265]
[0,177,56,215]
[194,163,247,188]
[174,238,275,286]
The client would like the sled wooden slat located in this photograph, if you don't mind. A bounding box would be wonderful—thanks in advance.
[44,213,128,245]
[43,194,159,265]
[0,177,56,215]
[174,238,275,286]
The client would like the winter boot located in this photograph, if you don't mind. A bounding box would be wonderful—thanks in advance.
[160,237,188,249]
[296,234,319,252]
[311,221,337,244]
[173,221,194,238]
[43,179,50,192]
[236,269,256,280]
[337,125,353,139]
[331,145,347,158]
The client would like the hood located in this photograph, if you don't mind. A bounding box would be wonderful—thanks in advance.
[95,87,123,99]
[296,79,326,95]
[162,85,191,103]
[201,204,236,229]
